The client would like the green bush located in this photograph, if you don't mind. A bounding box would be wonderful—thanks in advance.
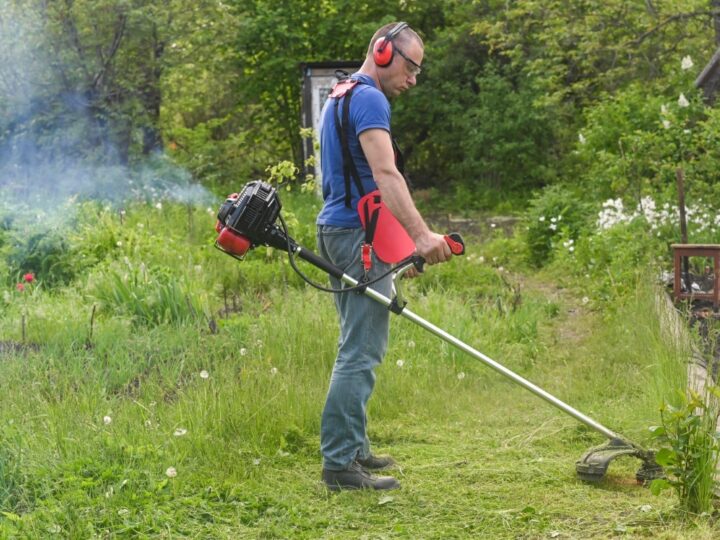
[650,387,720,515]
[524,184,593,267]
[89,259,209,327]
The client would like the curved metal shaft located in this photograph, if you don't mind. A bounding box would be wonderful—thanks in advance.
[345,270,621,442]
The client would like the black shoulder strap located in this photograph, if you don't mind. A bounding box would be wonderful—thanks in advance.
[333,83,366,208]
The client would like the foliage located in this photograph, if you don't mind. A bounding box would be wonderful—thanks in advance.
[524,184,594,267]
[89,258,209,327]
[650,388,720,514]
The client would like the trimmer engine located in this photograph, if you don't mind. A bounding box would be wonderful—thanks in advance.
[215,181,285,257]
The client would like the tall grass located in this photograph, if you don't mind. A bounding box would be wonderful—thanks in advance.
[0,196,717,536]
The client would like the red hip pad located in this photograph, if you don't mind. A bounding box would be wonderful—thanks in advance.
[358,190,416,263]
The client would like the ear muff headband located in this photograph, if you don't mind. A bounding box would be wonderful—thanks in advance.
[373,22,409,67]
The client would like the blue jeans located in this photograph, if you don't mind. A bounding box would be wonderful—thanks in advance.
[317,225,393,471]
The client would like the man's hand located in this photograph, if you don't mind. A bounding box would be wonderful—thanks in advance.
[415,232,452,265]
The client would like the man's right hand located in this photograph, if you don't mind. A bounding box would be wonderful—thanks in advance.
[415,231,452,265]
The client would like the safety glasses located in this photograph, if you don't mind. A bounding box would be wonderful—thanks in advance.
[395,46,422,77]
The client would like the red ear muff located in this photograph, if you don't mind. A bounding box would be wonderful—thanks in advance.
[373,22,409,68]
[373,37,394,67]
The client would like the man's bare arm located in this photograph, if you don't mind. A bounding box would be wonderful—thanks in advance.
[359,128,450,265]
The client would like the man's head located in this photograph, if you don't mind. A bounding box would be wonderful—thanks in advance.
[367,22,423,98]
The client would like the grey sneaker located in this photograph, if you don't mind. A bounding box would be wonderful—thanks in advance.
[322,461,400,491]
[356,453,396,470]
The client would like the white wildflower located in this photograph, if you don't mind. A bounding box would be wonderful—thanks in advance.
[174,428,188,437]
[660,104,668,115]
[116,241,123,247]
[457,372,466,380]
[103,416,112,425]
[498,266,504,272]
[240,348,248,356]
[396,359,405,367]
[549,223,557,231]
[678,93,689,108]
[662,120,671,129]
[539,216,545,222]
[478,256,485,263]
[681,56,694,71]
[165,467,177,478]
[582,297,590,305]
[155,202,163,210]
[200,370,209,379]
[490,223,496,228]
[270,367,278,376]
[568,246,575,252]
[407,341,415,349]
[252,458,261,466]
[578,133,586,145]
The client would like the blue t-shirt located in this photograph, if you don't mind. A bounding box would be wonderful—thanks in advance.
[316,73,391,228]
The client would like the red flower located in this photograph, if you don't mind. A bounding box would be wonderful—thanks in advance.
[16,283,25,292]
[23,273,34,283]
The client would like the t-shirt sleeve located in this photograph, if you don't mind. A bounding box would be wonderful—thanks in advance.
[351,89,390,135]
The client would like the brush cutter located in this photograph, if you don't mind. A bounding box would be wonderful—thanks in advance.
[214,180,663,483]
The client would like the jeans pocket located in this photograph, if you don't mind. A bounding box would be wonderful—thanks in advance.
[318,226,362,273]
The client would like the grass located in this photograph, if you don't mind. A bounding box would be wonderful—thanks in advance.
[0,194,717,538]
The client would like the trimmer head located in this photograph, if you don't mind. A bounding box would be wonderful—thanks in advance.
[575,438,664,483]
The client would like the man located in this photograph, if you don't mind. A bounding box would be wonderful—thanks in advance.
[317,22,451,491]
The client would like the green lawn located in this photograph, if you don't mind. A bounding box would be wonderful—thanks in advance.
[0,198,715,538]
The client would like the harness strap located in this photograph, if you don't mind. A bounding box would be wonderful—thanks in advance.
[333,85,366,208]
[363,193,381,245]
[329,74,410,209]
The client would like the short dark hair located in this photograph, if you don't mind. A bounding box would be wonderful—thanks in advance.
[367,22,423,57]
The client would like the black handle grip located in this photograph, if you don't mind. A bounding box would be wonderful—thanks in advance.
[444,233,465,255]
[411,233,466,273]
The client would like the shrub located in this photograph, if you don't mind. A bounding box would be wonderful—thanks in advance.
[524,184,593,267]
[90,260,209,327]
[650,387,720,514]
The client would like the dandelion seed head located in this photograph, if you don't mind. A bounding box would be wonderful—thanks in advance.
[200,370,209,379]
[174,428,187,437]
[165,467,177,478]
[457,372,466,380]
[103,416,112,425]
[396,359,405,367]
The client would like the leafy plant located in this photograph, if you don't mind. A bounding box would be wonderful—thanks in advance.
[524,184,593,267]
[650,388,720,514]
[90,260,209,327]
